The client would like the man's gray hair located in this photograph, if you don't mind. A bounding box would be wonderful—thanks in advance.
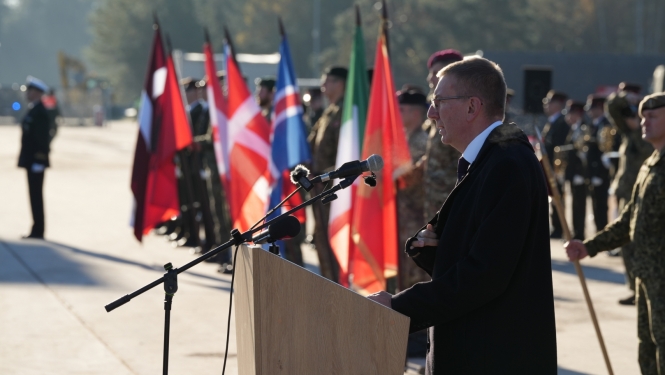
[437,57,507,119]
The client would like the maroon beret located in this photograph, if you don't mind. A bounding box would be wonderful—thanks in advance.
[427,49,463,69]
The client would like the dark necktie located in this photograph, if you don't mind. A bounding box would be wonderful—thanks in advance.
[457,157,470,183]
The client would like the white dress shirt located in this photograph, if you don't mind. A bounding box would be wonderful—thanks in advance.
[462,120,503,164]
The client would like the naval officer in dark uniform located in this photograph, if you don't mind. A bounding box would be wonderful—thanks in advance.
[18,76,53,239]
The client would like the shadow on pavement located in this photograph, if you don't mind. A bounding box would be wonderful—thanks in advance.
[558,366,591,374]
[0,239,231,290]
[551,259,625,285]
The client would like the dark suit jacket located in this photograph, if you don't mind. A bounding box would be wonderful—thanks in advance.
[586,118,611,181]
[543,112,569,168]
[18,101,51,169]
[392,123,557,375]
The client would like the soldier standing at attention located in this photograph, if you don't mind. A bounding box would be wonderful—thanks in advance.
[19,76,52,239]
[395,89,431,358]
[566,93,665,375]
[542,90,569,238]
[307,66,347,282]
[584,95,612,232]
[607,84,653,305]
[422,50,463,221]
[255,76,276,121]
[563,101,588,240]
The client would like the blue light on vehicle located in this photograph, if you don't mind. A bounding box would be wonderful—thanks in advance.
[12,102,21,111]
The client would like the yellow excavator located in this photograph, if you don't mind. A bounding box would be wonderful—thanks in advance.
[57,51,110,125]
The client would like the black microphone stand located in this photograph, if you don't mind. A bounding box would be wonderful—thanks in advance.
[104,174,359,375]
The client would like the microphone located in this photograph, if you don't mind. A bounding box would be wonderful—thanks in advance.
[289,164,313,191]
[310,154,384,183]
[251,215,301,244]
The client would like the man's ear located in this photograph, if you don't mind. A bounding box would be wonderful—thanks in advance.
[466,97,482,120]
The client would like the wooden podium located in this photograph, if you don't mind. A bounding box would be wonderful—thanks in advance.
[234,245,410,375]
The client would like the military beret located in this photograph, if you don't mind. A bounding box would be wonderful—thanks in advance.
[585,94,606,111]
[639,92,665,117]
[565,100,585,115]
[324,66,348,80]
[26,76,48,93]
[397,90,428,108]
[180,77,199,91]
[255,76,276,90]
[427,49,464,69]
[542,90,568,104]
[619,82,642,94]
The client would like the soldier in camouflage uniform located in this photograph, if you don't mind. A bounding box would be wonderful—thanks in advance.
[422,50,464,220]
[307,66,348,282]
[395,90,430,290]
[566,93,665,375]
[607,87,654,303]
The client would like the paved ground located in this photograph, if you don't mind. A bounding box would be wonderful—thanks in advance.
[0,120,639,374]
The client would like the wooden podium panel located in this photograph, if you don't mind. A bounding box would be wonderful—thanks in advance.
[234,245,410,375]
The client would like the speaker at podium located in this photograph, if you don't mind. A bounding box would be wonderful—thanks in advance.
[234,244,410,374]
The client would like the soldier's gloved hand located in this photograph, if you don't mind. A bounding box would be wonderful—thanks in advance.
[31,163,45,173]
[591,177,603,187]
[564,240,589,261]
[410,224,438,249]
[572,175,585,186]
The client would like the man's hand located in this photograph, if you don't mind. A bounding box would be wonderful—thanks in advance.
[564,240,589,261]
[410,224,439,249]
[367,291,393,308]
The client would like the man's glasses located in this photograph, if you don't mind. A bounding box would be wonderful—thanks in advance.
[430,96,470,109]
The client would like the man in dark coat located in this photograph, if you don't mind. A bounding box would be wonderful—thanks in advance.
[368,57,557,374]
[18,76,52,239]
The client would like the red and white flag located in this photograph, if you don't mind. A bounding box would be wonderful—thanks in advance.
[223,43,272,232]
[131,22,192,241]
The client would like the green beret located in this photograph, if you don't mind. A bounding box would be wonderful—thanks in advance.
[639,92,665,117]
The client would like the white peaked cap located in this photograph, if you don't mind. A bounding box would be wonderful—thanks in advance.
[26,76,49,93]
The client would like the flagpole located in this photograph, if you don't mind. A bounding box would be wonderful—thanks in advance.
[223,27,240,74]
[535,129,614,375]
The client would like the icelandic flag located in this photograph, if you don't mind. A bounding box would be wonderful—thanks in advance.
[268,35,310,224]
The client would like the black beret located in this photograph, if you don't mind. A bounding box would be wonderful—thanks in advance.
[324,66,348,80]
[542,90,568,104]
[639,92,665,117]
[619,82,642,94]
[585,94,606,111]
[397,90,428,108]
[180,77,199,91]
[565,100,585,115]
[255,76,276,90]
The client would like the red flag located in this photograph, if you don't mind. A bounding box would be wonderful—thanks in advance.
[131,23,167,241]
[350,32,411,294]
[203,36,230,194]
[131,22,192,241]
[224,46,272,232]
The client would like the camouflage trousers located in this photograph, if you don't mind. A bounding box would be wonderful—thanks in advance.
[637,277,665,375]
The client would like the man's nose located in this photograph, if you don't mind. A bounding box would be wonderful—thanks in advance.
[427,105,438,119]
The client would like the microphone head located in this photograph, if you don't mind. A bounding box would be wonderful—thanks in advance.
[367,154,384,172]
[268,215,301,240]
[290,164,310,184]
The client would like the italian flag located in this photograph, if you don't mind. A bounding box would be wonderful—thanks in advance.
[328,14,370,287]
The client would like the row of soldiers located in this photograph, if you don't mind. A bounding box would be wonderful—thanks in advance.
[542,83,654,305]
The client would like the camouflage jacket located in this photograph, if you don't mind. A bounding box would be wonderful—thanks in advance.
[397,126,429,246]
[422,119,460,220]
[606,93,653,200]
[585,148,665,278]
[308,99,343,174]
